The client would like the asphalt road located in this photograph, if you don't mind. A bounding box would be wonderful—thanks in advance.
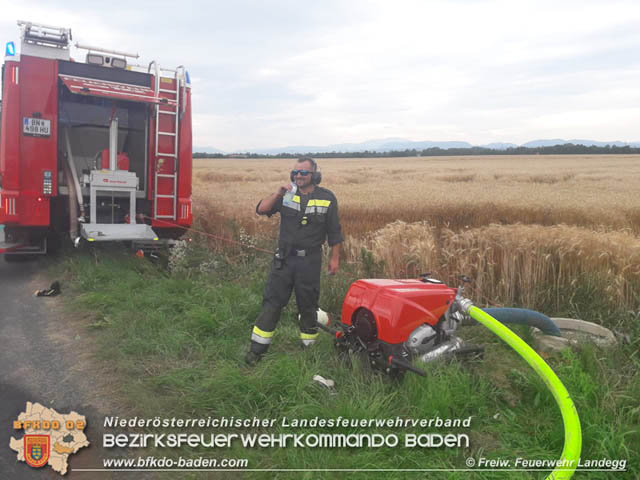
[0,257,117,479]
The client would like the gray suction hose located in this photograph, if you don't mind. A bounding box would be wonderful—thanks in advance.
[481,308,562,337]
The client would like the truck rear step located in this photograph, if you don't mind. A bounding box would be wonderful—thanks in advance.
[80,223,159,242]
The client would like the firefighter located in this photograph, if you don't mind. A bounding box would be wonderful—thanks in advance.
[246,157,343,365]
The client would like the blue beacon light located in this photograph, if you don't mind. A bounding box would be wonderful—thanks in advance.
[5,41,15,56]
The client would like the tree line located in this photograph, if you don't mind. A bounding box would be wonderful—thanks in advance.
[193,143,640,159]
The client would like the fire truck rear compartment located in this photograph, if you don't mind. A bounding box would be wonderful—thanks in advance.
[58,81,158,242]
[58,91,149,196]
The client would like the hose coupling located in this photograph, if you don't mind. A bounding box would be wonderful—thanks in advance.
[456,296,475,314]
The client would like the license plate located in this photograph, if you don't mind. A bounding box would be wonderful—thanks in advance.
[23,117,51,137]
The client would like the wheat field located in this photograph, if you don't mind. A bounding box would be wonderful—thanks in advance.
[194,154,640,235]
[193,155,640,312]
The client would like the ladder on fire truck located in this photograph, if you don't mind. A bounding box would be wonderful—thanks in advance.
[149,62,186,221]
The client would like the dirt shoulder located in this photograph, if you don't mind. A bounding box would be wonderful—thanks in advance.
[0,258,125,479]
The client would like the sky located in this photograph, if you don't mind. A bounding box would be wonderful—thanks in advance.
[2,0,640,152]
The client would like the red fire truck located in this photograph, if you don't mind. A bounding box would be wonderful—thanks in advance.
[0,21,193,257]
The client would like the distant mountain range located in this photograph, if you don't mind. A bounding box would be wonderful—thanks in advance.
[194,138,640,155]
[193,146,225,154]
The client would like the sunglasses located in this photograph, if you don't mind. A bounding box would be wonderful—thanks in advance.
[291,169,312,176]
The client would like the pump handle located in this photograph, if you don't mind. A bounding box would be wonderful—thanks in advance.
[388,355,427,377]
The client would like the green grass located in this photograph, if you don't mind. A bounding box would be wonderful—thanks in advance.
[54,243,639,479]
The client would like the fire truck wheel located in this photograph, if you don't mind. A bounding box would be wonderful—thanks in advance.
[46,231,63,254]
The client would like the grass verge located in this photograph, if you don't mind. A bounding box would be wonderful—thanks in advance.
[54,243,639,479]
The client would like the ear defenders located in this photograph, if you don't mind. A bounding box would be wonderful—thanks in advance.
[290,158,322,185]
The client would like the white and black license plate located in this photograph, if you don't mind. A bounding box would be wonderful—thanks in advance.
[23,117,51,137]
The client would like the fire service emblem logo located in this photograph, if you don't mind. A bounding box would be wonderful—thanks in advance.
[24,435,50,468]
[11,402,90,475]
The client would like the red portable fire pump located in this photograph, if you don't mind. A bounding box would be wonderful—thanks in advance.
[321,273,563,377]
[322,274,484,377]
[0,21,193,257]
[322,275,582,480]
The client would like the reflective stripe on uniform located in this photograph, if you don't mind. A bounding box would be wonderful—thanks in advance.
[251,326,274,344]
[304,206,329,214]
[304,199,330,215]
[283,195,301,212]
[301,330,318,346]
[308,199,331,207]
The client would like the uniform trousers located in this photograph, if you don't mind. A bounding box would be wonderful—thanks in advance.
[250,249,322,354]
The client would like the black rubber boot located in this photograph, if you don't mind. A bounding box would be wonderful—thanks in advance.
[245,350,263,366]
[245,341,269,366]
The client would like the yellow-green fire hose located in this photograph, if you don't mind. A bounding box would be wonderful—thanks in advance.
[459,300,582,479]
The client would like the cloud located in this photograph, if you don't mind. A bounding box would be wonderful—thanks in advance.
[3,0,640,150]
